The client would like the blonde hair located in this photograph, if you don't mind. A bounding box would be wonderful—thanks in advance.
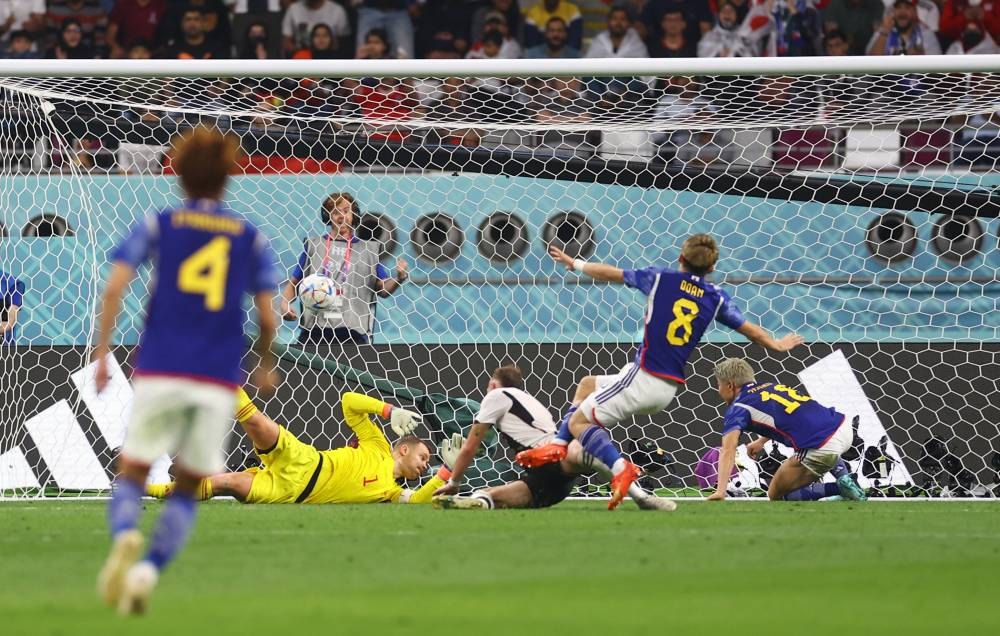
[714,358,756,386]
[171,126,239,199]
[680,233,719,276]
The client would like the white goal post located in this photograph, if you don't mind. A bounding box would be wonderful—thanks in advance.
[1,56,998,500]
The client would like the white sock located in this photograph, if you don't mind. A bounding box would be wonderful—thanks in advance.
[611,458,626,475]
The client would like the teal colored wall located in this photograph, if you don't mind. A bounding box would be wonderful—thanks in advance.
[2,173,998,345]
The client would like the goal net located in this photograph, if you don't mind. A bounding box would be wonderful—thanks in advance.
[1,58,998,500]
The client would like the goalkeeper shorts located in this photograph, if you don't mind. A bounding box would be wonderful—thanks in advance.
[521,463,579,509]
[247,426,323,504]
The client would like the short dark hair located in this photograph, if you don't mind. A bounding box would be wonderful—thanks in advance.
[825,28,848,43]
[608,6,630,20]
[482,31,504,47]
[394,434,429,450]
[9,29,32,42]
[183,4,206,16]
[545,16,567,29]
[492,365,524,389]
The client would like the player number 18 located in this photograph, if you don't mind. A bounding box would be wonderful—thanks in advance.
[178,236,231,311]
[760,385,811,414]
[666,298,699,345]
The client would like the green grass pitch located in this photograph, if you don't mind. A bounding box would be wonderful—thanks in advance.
[2,500,998,636]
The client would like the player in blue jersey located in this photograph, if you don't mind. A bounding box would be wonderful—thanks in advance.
[517,234,803,509]
[708,357,867,502]
[92,127,280,615]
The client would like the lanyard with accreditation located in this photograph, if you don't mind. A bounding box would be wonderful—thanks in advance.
[320,233,352,316]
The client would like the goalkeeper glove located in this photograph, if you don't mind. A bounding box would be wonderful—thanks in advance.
[440,432,464,470]
[390,407,423,436]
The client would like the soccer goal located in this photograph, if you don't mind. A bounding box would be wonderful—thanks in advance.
[1,56,998,500]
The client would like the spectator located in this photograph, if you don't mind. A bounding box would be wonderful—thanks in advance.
[283,0,350,55]
[524,15,579,57]
[280,193,409,345]
[0,0,46,40]
[648,8,697,56]
[49,18,96,57]
[940,0,1000,45]
[239,21,271,58]
[523,0,582,50]
[117,41,167,176]
[471,0,522,45]
[762,0,824,56]
[107,0,165,57]
[46,0,108,50]
[159,6,230,58]
[822,0,886,55]
[355,0,414,60]
[652,76,722,163]
[421,77,481,146]
[417,0,474,57]
[353,77,419,139]
[945,19,1000,51]
[467,11,522,57]
[158,0,231,53]
[0,269,24,346]
[883,0,940,33]
[356,27,395,58]
[698,1,757,56]
[293,22,340,57]
[639,0,713,43]
[1,29,39,57]
[867,0,941,54]
[823,26,851,53]
[586,6,648,57]
[231,0,282,60]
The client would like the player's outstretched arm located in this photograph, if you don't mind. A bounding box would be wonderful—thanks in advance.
[736,321,804,353]
[708,430,741,501]
[93,262,137,393]
[433,423,489,496]
[549,245,625,283]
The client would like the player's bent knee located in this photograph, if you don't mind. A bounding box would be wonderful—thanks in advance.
[574,376,597,403]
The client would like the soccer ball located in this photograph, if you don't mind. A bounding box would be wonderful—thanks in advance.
[297,274,336,312]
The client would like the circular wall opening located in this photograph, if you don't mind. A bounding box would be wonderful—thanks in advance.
[865,212,917,264]
[931,215,983,264]
[410,213,464,264]
[356,212,399,261]
[541,211,595,259]
[22,214,74,237]
[477,212,530,263]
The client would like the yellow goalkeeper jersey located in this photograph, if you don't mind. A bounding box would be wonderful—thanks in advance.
[302,392,443,504]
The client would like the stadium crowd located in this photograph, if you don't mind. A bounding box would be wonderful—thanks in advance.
[1,0,995,61]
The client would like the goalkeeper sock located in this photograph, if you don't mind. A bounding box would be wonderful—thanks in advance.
[145,490,197,571]
[146,483,174,499]
[198,479,214,501]
[829,458,850,480]
[553,406,577,445]
[235,386,258,423]
[578,425,622,473]
[784,483,840,501]
[108,477,144,538]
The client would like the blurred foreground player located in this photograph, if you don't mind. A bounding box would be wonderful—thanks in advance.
[708,357,867,502]
[93,127,280,615]
[517,234,803,509]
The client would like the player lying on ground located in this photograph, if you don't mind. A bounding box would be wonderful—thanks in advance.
[429,365,674,511]
[93,127,280,616]
[708,357,867,502]
[147,387,458,504]
[517,233,803,509]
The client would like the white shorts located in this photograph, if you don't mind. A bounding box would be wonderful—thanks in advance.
[796,418,853,477]
[123,376,236,476]
[581,363,680,427]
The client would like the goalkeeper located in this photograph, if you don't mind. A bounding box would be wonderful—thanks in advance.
[147,388,458,504]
